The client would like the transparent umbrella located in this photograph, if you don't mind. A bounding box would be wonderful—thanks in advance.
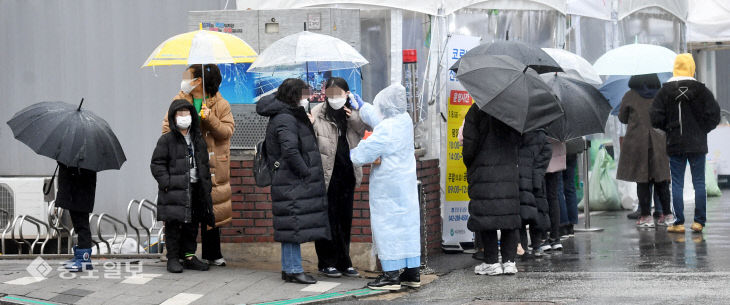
[247,31,368,73]
[542,48,603,85]
[593,43,677,76]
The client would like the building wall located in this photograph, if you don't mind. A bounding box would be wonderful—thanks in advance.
[0,0,231,220]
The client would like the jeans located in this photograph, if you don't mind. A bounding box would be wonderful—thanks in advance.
[670,154,707,226]
[281,242,303,274]
[482,229,518,264]
[381,256,420,271]
[562,155,579,225]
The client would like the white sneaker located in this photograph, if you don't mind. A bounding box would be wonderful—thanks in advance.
[502,261,517,275]
[475,263,503,276]
[206,258,226,266]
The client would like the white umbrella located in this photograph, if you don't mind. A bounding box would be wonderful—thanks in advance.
[593,44,678,76]
[247,31,368,73]
[541,48,603,85]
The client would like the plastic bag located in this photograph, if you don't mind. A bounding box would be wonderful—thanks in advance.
[578,147,622,211]
[707,162,722,197]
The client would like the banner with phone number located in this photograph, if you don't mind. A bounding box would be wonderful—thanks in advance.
[442,35,480,248]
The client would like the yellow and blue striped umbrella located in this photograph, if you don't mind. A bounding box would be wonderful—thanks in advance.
[142,28,257,67]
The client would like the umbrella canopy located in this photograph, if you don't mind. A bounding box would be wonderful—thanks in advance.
[450,41,563,74]
[455,55,564,133]
[247,31,368,73]
[541,74,613,141]
[541,48,602,85]
[6,101,126,172]
[142,29,257,67]
[593,43,677,76]
[600,72,673,115]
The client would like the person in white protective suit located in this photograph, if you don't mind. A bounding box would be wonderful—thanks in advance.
[350,84,421,291]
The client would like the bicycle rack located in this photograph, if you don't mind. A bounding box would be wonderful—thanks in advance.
[126,199,143,254]
[47,201,73,255]
[1,211,19,255]
[91,213,129,255]
[10,215,51,254]
[138,198,164,254]
[82,214,102,255]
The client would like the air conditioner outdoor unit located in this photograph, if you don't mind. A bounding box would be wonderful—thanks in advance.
[0,177,53,237]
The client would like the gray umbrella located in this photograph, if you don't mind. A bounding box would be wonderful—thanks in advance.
[7,100,126,172]
[450,41,563,74]
[541,74,612,141]
[455,55,563,133]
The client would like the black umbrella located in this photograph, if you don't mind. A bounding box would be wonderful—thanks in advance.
[541,74,612,141]
[455,55,563,133]
[7,100,126,172]
[450,41,563,74]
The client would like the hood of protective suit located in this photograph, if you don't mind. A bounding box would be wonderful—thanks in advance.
[373,83,407,119]
[673,53,695,78]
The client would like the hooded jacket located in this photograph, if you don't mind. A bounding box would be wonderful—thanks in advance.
[462,104,522,231]
[651,54,721,155]
[151,100,215,226]
[256,94,330,244]
[517,130,551,229]
[163,92,234,228]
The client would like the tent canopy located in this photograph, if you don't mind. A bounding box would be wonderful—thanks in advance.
[687,0,730,43]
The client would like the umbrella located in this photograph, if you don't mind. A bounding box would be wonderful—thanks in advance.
[450,41,563,74]
[541,74,612,141]
[247,31,368,73]
[142,27,258,106]
[142,29,257,67]
[455,55,563,133]
[600,72,673,115]
[593,43,677,76]
[541,48,602,85]
[6,100,126,172]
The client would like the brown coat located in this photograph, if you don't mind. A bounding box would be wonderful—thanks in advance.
[310,103,368,189]
[163,91,235,227]
[616,90,670,183]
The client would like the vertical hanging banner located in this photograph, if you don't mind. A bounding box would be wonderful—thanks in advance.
[442,35,481,249]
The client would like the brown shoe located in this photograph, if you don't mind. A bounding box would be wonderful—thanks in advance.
[667,224,685,233]
[691,222,704,233]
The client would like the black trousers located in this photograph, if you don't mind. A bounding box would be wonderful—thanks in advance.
[165,220,198,260]
[482,229,518,264]
[315,180,355,271]
[545,172,561,241]
[201,226,223,261]
[637,181,671,217]
[519,224,543,249]
[70,211,91,249]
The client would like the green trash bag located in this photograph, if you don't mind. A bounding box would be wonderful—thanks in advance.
[578,147,622,211]
[706,165,722,197]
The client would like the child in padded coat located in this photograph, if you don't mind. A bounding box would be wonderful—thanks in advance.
[151,99,216,273]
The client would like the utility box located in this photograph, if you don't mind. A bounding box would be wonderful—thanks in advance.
[188,9,362,150]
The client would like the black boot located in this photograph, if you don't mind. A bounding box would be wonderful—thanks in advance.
[399,267,421,288]
[183,256,210,271]
[367,270,401,290]
[627,210,640,219]
[283,272,317,284]
[167,259,183,273]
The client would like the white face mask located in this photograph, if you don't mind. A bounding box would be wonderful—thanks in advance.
[300,98,309,110]
[328,97,347,110]
[180,79,197,94]
[176,115,192,129]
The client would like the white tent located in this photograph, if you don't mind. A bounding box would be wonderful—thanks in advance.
[687,0,730,43]
[618,0,688,21]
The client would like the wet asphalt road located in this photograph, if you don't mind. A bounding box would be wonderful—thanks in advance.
[338,191,730,305]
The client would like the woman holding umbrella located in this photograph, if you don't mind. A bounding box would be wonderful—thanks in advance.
[617,74,673,228]
[162,64,235,267]
[311,77,368,278]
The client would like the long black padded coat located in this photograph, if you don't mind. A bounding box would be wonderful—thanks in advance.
[518,130,552,230]
[55,162,97,213]
[150,100,215,226]
[256,95,330,244]
[462,104,522,231]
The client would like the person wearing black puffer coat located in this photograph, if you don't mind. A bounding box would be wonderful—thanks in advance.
[256,78,330,285]
[151,99,216,274]
[462,104,522,276]
[517,130,552,257]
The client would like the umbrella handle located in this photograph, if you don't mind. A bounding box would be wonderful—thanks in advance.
[77,98,84,111]
[44,165,59,196]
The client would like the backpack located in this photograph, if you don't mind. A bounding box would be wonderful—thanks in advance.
[254,139,279,187]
